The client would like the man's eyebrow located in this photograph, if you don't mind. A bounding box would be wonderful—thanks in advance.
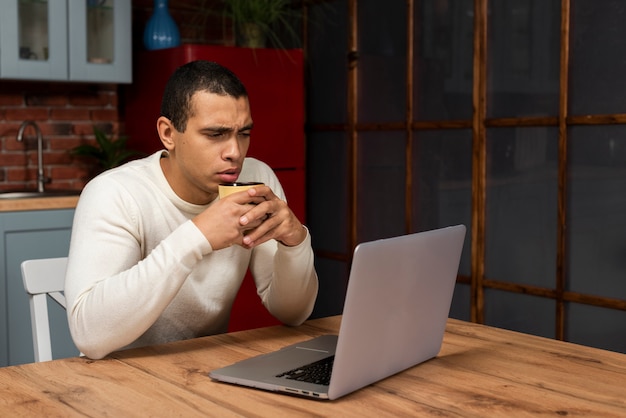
[201,124,253,133]
[200,126,233,134]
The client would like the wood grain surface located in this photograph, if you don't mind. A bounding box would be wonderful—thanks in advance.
[1,316,625,417]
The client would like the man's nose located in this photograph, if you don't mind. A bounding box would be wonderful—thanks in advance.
[223,135,242,160]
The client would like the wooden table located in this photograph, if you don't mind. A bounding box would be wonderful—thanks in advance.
[1,316,625,417]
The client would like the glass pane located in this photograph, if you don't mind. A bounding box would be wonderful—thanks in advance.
[486,127,558,287]
[414,0,474,121]
[357,132,406,243]
[87,0,114,64]
[357,0,407,123]
[487,0,560,118]
[569,1,626,115]
[306,1,348,125]
[19,0,49,62]
[567,303,626,354]
[307,132,349,254]
[484,289,555,338]
[411,129,472,277]
[311,258,349,319]
[449,283,471,321]
[568,125,626,298]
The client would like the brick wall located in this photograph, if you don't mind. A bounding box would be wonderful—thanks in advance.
[0,81,121,192]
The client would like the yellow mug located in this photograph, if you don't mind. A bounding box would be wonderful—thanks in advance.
[218,182,264,199]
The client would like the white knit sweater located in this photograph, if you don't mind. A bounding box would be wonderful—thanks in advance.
[65,151,318,359]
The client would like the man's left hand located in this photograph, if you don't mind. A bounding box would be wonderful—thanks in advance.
[237,185,307,248]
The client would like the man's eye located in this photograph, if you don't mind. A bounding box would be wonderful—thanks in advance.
[239,131,251,138]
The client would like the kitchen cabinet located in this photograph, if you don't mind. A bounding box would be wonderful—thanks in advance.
[0,209,78,367]
[0,0,131,83]
[125,44,306,331]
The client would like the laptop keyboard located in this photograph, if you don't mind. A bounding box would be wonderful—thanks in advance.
[275,355,335,386]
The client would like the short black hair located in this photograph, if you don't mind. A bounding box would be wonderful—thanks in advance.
[160,60,248,132]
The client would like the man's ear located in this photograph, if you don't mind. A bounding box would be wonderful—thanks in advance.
[157,116,175,150]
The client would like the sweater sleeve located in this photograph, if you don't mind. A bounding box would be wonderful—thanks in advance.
[65,176,211,359]
[250,227,319,326]
[240,158,318,325]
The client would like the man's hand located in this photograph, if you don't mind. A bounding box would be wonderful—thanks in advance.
[239,185,306,248]
[192,185,306,250]
[191,187,265,250]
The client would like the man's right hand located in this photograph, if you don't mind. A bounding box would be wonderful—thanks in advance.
[192,188,265,250]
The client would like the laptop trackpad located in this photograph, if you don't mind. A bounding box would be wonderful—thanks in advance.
[210,335,338,381]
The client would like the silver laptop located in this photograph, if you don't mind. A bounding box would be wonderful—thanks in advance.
[209,224,466,400]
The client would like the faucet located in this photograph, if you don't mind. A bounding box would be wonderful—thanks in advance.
[16,120,47,193]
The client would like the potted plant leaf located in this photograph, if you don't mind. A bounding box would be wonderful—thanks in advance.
[221,0,302,48]
[71,127,143,175]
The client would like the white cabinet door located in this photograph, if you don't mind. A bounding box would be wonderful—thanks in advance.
[0,1,69,81]
[68,0,132,83]
[0,0,131,83]
[0,209,77,367]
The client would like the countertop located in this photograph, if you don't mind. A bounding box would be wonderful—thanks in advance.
[0,195,80,212]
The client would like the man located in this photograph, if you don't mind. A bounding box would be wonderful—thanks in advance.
[65,60,318,360]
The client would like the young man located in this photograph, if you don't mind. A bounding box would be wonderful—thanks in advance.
[65,61,318,360]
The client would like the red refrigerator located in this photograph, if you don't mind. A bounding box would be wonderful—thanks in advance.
[125,44,306,331]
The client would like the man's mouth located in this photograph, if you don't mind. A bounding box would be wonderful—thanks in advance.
[218,169,240,184]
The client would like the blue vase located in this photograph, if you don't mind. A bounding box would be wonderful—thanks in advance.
[143,0,181,50]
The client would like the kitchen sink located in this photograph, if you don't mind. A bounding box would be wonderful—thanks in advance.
[0,190,81,200]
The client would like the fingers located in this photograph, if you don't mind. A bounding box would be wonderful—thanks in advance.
[245,184,270,197]
[208,185,304,249]
[223,189,266,205]
[194,189,267,250]
[240,202,305,248]
[193,202,245,250]
[238,200,282,246]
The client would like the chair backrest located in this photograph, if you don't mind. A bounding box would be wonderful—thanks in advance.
[21,257,68,362]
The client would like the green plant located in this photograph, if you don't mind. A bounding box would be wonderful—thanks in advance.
[71,127,143,171]
[221,0,302,48]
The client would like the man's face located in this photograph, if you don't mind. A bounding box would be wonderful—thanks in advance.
[163,91,253,204]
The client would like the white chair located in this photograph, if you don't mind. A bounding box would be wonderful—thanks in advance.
[21,257,69,362]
